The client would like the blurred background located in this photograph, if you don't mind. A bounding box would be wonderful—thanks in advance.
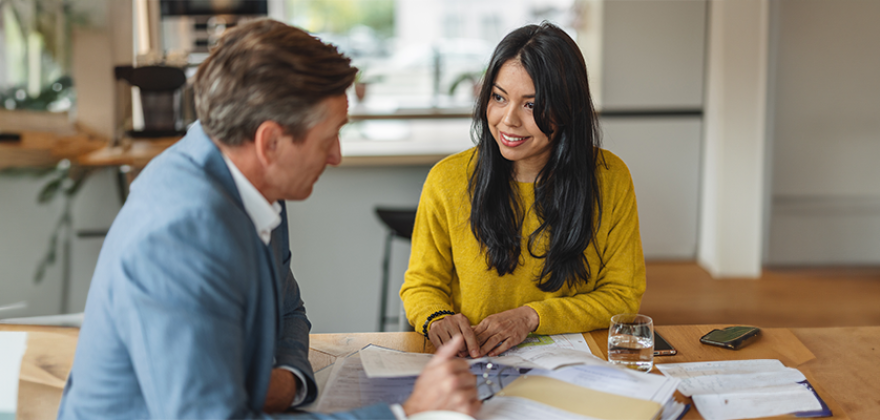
[0,0,878,333]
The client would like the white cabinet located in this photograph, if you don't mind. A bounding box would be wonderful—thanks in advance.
[598,0,707,259]
[601,0,707,110]
[601,117,703,259]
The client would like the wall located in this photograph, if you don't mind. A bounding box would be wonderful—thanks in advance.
[766,0,880,265]
[0,169,121,317]
[286,165,432,333]
[697,0,769,278]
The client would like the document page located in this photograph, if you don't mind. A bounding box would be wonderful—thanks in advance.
[532,364,680,404]
[505,333,592,354]
[0,332,27,420]
[315,354,416,413]
[657,359,827,420]
[692,383,823,420]
[359,345,433,378]
[656,360,803,396]
[478,396,600,420]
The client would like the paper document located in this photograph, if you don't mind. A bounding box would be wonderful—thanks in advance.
[0,332,28,420]
[657,360,804,396]
[298,364,333,412]
[359,345,433,378]
[693,383,822,420]
[478,333,601,371]
[358,334,600,379]
[479,396,600,420]
[657,359,785,379]
[657,359,829,420]
[659,399,688,420]
[532,364,680,405]
[315,353,416,412]
[505,333,592,354]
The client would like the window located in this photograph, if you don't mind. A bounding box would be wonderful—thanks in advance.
[280,0,590,113]
[0,0,75,112]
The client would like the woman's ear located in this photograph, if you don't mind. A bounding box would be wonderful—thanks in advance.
[253,121,286,167]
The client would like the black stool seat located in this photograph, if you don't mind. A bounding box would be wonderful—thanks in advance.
[376,208,417,239]
[375,207,417,332]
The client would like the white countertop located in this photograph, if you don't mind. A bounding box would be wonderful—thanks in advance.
[339,119,475,166]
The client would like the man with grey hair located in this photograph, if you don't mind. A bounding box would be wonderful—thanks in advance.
[57,19,480,420]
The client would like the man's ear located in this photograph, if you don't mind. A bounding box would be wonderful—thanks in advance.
[253,121,287,167]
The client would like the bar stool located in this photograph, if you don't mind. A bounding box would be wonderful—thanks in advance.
[374,207,417,332]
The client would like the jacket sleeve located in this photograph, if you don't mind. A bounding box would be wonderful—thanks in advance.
[275,266,318,404]
[400,167,458,334]
[525,157,647,334]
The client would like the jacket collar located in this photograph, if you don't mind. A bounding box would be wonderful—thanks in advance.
[174,121,244,211]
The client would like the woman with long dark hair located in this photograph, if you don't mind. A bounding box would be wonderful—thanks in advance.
[400,22,646,358]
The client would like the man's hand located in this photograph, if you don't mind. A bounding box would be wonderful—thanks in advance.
[263,368,298,413]
[473,306,539,357]
[428,313,481,358]
[403,335,481,417]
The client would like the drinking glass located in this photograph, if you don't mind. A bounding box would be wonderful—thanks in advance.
[607,314,654,373]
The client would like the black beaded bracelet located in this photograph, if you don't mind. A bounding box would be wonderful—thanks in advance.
[422,310,455,338]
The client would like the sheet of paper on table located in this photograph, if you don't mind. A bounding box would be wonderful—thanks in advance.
[479,396,601,420]
[0,332,28,420]
[313,353,416,413]
[532,364,680,405]
[657,359,828,420]
[359,345,433,378]
[359,333,601,379]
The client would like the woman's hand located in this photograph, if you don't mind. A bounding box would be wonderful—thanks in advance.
[428,313,482,358]
[473,306,540,357]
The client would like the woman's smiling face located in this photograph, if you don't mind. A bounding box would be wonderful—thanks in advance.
[486,59,553,182]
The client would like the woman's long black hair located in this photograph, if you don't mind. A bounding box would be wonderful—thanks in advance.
[469,22,604,293]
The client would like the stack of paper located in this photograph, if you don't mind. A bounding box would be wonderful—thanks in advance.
[316,333,687,420]
[0,332,28,420]
[484,363,685,420]
[657,359,831,420]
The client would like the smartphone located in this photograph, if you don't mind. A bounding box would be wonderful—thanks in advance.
[654,331,677,356]
[700,326,761,350]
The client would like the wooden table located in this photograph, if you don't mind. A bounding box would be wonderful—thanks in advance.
[3,324,878,420]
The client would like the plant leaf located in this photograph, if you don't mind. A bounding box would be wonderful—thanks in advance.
[37,177,63,203]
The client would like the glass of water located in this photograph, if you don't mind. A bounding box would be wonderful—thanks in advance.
[608,314,654,373]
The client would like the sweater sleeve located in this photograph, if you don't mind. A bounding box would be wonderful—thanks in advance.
[525,156,647,334]
[400,165,459,333]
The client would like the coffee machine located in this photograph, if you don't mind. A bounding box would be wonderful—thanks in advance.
[116,0,268,142]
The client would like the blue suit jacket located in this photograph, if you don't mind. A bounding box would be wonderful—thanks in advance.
[57,123,394,419]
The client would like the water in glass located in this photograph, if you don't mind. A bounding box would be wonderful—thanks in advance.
[607,334,653,372]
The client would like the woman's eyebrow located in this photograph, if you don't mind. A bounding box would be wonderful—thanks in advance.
[492,84,508,95]
[492,84,535,99]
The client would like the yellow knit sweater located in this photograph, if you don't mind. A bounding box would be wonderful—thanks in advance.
[400,147,646,335]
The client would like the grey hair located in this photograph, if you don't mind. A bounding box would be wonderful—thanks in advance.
[194,19,356,146]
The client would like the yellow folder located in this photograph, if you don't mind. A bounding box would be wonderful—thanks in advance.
[496,375,662,420]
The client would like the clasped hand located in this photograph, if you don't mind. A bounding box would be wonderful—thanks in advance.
[428,306,539,358]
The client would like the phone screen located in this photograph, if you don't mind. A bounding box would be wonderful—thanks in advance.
[654,331,676,356]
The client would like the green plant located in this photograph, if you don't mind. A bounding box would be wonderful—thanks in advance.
[448,70,485,97]
[1,160,95,284]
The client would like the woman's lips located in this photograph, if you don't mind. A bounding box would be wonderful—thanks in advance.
[499,131,530,147]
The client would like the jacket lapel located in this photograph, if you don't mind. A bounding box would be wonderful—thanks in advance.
[177,122,282,334]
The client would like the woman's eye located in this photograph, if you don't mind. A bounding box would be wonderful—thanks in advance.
[492,93,505,102]
[525,102,535,110]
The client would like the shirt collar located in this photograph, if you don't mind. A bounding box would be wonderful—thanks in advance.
[222,154,282,245]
